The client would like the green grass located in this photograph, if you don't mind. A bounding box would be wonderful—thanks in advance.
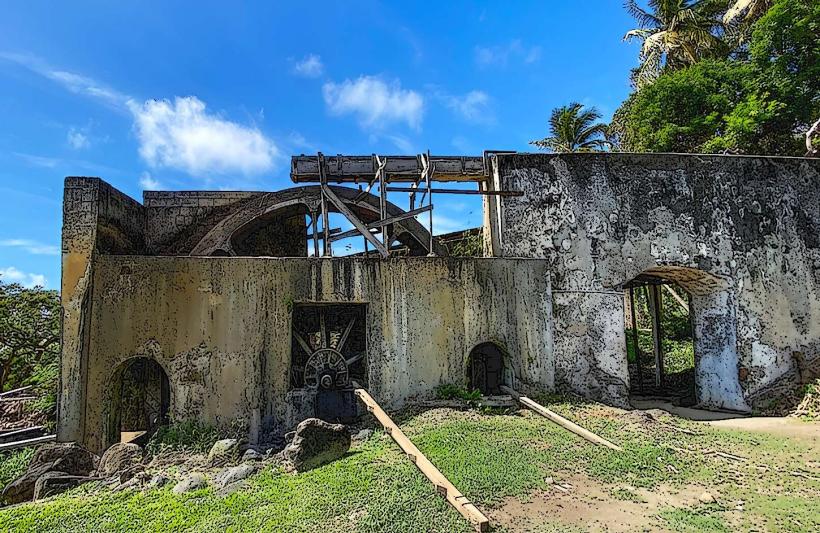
[1,402,818,532]
[0,447,35,491]
[660,507,729,532]
[146,420,221,455]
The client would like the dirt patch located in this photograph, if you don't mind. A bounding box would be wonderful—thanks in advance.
[488,473,708,532]
[706,417,820,442]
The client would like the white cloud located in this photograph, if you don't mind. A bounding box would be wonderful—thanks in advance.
[323,76,423,130]
[13,152,60,168]
[3,53,281,179]
[293,54,324,78]
[0,266,47,288]
[474,39,541,67]
[386,134,415,153]
[128,96,280,176]
[437,90,492,123]
[0,239,59,255]
[67,127,90,149]
[139,171,162,190]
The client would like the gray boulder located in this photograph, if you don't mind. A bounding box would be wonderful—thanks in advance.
[146,474,171,490]
[1,443,95,504]
[241,448,263,462]
[32,443,95,476]
[207,439,240,467]
[98,443,143,477]
[282,418,351,472]
[1,462,54,504]
[33,472,92,501]
[215,464,257,489]
[172,473,208,494]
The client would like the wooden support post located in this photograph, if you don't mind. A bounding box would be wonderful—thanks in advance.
[629,287,644,393]
[354,388,490,532]
[500,386,622,451]
[648,285,664,387]
[311,211,319,257]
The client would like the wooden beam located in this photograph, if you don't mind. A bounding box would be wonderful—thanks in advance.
[663,284,689,313]
[0,434,56,451]
[385,187,522,197]
[500,386,622,451]
[354,388,490,532]
[0,385,33,398]
[328,205,432,243]
[321,184,389,257]
[0,426,44,439]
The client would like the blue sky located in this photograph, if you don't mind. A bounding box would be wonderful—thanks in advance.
[0,1,638,289]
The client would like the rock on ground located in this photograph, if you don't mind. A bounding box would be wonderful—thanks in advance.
[241,449,263,462]
[98,443,143,477]
[33,472,92,501]
[207,439,240,467]
[215,464,257,489]
[172,473,208,494]
[1,443,96,504]
[282,418,351,472]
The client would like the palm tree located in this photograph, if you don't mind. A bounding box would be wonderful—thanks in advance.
[530,103,609,152]
[723,0,771,26]
[723,0,772,46]
[624,0,725,87]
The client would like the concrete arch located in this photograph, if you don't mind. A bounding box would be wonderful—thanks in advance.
[190,185,444,256]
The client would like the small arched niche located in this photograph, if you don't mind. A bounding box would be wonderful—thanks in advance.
[467,342,506,395]
[107,357,171,447]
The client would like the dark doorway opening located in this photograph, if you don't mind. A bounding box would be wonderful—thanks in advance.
[624,276,695,406]
[108,358,170,446]
[468,342,505,395]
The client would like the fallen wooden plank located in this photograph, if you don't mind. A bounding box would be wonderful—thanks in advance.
[354,388,490,532]
[0,396,37,402]
[0,385,33,398]
[0,426,44,440]
[0,434,56,451]
[500,386,622,452]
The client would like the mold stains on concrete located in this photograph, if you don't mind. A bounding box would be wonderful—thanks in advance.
[489,153,820,411]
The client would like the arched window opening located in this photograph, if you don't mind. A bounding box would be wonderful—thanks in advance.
[108,358,171,446]
[467,342,505,395]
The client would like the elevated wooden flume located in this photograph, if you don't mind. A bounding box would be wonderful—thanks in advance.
[290,152,521,259]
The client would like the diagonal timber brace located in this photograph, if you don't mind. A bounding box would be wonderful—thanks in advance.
[321,183,390,257]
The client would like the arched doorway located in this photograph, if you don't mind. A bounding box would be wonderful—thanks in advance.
[621,266,748,412]
[468,342,506,395]
[108,357,171,446]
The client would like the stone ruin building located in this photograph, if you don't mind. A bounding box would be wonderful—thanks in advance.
[57,152,820,453]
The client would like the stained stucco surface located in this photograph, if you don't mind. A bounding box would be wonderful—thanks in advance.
[74,256,551,451]
[489,153,820,410]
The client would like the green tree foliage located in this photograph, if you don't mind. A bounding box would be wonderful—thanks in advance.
[611,0,818,156]
[530,102,609,152]
[624,0,726,87]
[0,279,60,404]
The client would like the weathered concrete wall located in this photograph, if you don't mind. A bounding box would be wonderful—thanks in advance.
[75,257,551,452]
[59,177,149,442]
[489,153,820,411]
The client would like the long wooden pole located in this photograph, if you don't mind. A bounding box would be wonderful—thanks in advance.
[500,386,622,452]
[354,388,490,532]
